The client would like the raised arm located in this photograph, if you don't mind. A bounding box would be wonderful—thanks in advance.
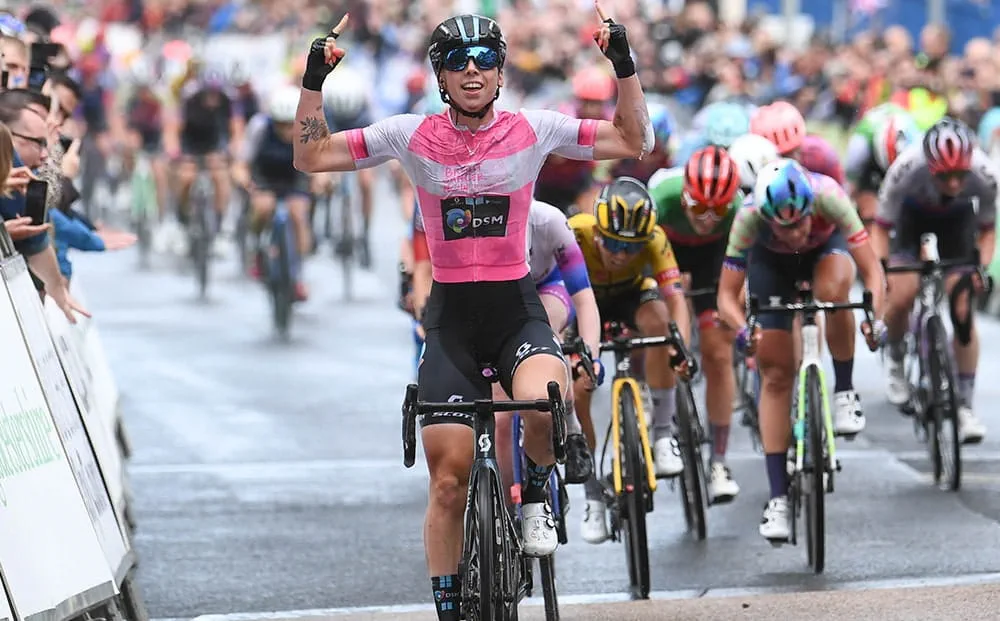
[292,15,360,173]
[590,2,653,161]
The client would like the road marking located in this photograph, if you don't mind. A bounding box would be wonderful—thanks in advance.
[171,571,1000,621]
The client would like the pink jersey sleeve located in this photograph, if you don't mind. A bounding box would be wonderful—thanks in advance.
[521,109,597,160]
[344,114,425,169]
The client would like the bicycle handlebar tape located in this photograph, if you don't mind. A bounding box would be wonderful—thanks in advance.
[402,384,418,468]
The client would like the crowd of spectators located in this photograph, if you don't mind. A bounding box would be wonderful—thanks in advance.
[5,0,1000,315]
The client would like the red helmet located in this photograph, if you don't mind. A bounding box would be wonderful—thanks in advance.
[798,135,845,185]
[751,101,806,155]
[923,117,975,174]
[572,67,616,102]
[683,146,741,216]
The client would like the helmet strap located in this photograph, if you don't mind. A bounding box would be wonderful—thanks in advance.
[438,84,501,122]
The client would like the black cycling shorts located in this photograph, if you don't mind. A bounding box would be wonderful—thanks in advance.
[595,277,661,331]
[418,276,566,427]
[672,238,725,317]
[889,207,977,262]
[253,172,311,200]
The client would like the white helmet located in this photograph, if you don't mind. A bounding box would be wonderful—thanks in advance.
[728,133,780,193]
[322,66,369,121]
[269,85,300,123]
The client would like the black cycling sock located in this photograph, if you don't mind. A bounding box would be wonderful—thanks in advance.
[523,457,552,504]
[431,574,461,621]
[832,358,854,393]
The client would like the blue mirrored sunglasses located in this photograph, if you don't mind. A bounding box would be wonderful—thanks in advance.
[444,46,500,72]
[601,235,644,255]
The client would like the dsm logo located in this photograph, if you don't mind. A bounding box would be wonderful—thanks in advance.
[440,196,511,241]
[446,208,473,234]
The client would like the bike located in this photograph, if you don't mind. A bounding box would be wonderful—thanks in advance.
[746,285,874,574]
[594,320,697,598]
[187,156,216,300]
[328,172,359,301]
[882,234,983,492]
[260,199,301,341]
[402,379,567,621]
[129,149,158,269]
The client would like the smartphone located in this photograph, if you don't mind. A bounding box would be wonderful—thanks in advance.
[25,180,48,226]
[27,65,47,91]
[30,42,62,66]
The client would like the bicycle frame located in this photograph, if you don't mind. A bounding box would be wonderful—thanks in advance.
[793,311,834,475]
[604,336,658,497]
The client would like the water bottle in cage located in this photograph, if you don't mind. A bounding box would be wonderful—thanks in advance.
[919,233,939,263]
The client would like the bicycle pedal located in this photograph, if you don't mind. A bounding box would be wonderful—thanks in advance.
[837,431,859,442]
[834,459,842,472]
[767,538,788,549]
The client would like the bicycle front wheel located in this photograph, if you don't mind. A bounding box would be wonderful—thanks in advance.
[617,382,651,599]
[270,223,295,340]
[538,555,559,621]
[191,177,213,299]
[462,471,504,621]
[676,381,708,540]
[804,366,826,574]
[927,315,961,491]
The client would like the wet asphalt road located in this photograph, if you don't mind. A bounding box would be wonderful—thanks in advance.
[72,176,1000,619]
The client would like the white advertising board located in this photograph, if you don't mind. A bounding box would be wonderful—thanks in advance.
[0,259,117,618]
[43,298,132,561]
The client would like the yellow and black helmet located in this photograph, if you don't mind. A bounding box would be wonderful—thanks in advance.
[594,176,656,242]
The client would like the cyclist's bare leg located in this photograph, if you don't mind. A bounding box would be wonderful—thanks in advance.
[207,152,230,220]
[152,154,169,219]
[422,424,474,576]
[884,271,919,354]
[634,299,676,438]
[758,329,795,497]
[816,254,856,358]
[945,271,980,404]
[287,195,313,258]
[700,320,736,453]
[511,354,568,467]
[176,158,197,219]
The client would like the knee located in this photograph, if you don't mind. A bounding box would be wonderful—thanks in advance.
[701,340,732,376]
[428,471,467,515]
[636,301,669,336]
[759,350,795,391]
[814,277,850,304]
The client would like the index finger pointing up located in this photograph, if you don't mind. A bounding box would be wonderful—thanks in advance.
[330,13,350,37]
[595,0,609,22]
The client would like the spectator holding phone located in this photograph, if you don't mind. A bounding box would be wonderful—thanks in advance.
[0,89,88,322]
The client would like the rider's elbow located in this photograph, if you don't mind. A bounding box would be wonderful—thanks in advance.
[293,152,317,173]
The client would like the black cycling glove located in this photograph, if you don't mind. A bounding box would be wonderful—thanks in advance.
[598,19,635,79]
[302,34,341,91]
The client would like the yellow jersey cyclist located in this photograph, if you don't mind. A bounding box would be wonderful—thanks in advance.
[717,159,885,543]
[844,103,921,236]
[875,117,996,444]
[647,145,744,505]
[234,85,320,301]
[569,177,691,544]
[292,11,654,620]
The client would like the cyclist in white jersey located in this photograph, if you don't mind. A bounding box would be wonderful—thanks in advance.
[292,9,653,620]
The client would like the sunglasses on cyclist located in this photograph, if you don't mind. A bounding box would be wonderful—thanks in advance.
[601,235,644,255]
[683,192,728,220]
[443,46,501,72]
[933,170,969,184]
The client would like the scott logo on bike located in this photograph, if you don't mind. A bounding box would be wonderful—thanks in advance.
[478,433,492,455]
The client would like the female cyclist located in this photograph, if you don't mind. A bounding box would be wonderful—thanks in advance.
[717,159,885,544]
[292,8,653,620]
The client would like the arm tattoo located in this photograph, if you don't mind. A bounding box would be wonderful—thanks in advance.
[299,116,329,144]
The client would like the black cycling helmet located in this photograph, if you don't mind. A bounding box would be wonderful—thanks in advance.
[427,15,506,119]
[594,177,657,242]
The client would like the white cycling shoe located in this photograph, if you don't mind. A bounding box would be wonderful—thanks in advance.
[521,502,559,557]
[653,437,684,478]
[833,390,866,437]
[759,496,791,543]
[958,406,987,445]
[580,499,610,544]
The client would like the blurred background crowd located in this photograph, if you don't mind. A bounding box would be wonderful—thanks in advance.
[6,0,1000,308]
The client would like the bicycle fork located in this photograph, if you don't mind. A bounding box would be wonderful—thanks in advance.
[610,378,658,495]
[795,324,838,489]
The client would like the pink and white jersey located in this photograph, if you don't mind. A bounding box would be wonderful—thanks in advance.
[345,109,598,282]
